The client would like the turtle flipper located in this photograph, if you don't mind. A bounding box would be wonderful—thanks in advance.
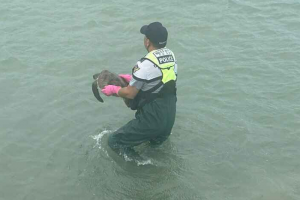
[92,80,104,102]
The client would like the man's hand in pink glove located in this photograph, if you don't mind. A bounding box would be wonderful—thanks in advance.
[119,74,132,83]
[101,85,121,96]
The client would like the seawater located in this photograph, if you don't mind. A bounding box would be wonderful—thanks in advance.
[1,0,300,199]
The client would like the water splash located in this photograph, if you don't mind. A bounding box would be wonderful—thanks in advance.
[91,129,112,149]
[92,130,155,166]
[136,159,153,166]
[123,153,154,166]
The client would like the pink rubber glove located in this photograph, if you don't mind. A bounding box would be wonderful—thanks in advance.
[119,74,132,83]
[101,85,121,96]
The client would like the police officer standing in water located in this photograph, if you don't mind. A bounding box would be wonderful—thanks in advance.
[101,22,178,158]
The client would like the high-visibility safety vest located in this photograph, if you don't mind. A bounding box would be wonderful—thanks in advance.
[144,48,177,84]
[129,48,177,110]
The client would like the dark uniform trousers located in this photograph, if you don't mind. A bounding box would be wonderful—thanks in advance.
[108,95,176,156]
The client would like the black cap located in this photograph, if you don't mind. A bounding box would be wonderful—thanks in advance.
[140,22,168,46]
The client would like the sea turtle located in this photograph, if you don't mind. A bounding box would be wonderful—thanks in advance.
[92,70,132,107]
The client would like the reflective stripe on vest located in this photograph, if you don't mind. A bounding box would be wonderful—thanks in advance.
[145,48,176,84]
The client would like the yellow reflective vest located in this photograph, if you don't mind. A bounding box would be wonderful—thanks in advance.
[144,48,177,84]
[130,48,177,110]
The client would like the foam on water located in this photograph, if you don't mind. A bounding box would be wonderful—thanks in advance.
[136,159,153,166]
[91,129,112,158]
[123,153,154,166]
[91,130,154,166]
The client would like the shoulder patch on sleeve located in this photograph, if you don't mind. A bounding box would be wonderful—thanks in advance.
[133,65,140,73]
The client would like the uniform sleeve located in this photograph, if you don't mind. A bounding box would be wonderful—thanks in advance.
[132,62,147,81]
[129,63,147,90]
[174,62,178,76]
[129,77,144,90]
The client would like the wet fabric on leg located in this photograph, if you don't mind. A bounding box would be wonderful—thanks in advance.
[108,95,176,157]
